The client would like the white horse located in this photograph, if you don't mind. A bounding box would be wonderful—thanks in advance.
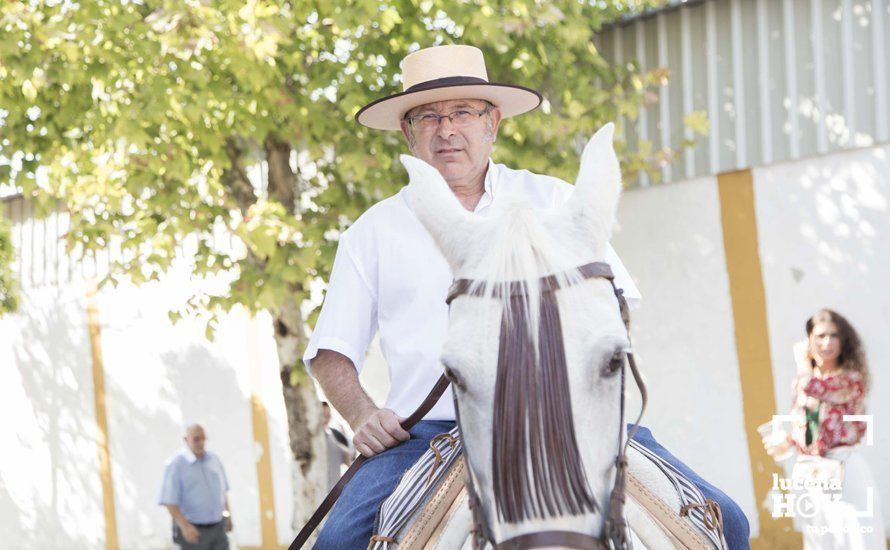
[394,124,724,549]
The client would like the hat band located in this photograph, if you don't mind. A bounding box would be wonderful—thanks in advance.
[404,75,490,94]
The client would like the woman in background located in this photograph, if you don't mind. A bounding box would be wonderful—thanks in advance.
[764,309,885,549]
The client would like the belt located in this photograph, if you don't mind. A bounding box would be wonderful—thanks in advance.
[192,520,223,529]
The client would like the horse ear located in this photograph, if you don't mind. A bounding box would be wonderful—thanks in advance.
[568,123,622,241]
[401,154,481,271]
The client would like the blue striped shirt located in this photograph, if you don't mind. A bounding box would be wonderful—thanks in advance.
[158,449,230,524]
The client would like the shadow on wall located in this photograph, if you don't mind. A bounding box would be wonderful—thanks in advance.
[102,343,248,549]
[791,153,887,275]
[160,346,247,431]
[4,283,263,549]
[759,151,890,419]
[757,148,890,530]
[7,287,105,549]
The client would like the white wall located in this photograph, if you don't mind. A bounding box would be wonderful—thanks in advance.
[610,175,760,534]
[0,226,296,549]
[610,143,890,537]
[97,270,295,548]
[0,282,106,548]
[755,144,890,531]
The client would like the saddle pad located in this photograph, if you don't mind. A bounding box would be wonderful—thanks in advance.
[628,439,727,549]
[371,429,726,549]
[370,427,463,549]
[399,457,467,548]
[626,472,713,549]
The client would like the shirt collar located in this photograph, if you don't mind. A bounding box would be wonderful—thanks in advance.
[182,448,203,464]
[474,159,498,213]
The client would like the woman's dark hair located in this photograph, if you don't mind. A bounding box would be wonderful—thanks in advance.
[806,309,869,393]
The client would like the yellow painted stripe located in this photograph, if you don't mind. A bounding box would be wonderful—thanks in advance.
[86,279,119,550]
[248,315,279,549]
[717,170,800,548]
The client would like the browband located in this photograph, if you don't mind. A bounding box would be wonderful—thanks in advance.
[447,261,615,305]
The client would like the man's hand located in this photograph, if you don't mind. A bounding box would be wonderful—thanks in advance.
[312,350,410,458]
[179,521,200,544]
[351,408,411,457]
[165,505,200,544]
[224,516,233,532]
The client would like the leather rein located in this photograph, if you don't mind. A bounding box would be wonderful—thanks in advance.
[446,261,648,550]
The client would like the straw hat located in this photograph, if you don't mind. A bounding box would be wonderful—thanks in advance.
[355,45,542,131]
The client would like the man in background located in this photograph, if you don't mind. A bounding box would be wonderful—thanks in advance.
[322,402,354,490]
[158,424,233,549]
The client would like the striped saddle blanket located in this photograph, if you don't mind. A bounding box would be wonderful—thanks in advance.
[369,428,728,549]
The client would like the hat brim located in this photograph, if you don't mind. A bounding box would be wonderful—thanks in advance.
[355,82,542,131]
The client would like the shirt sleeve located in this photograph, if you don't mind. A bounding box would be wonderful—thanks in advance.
[604,243,642,310]
[157,461,180,506]
[302,231,378,374]
[219,457,230,492]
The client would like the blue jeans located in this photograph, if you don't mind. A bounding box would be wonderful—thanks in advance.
[314,422,749,550]
[315,421,457,549]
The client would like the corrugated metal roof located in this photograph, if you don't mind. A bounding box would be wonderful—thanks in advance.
[596,0,890,185]
[603,0,710,29]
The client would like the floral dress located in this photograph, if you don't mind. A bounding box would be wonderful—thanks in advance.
[789,369,867,456]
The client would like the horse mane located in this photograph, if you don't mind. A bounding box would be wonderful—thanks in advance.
[472,197,599,522]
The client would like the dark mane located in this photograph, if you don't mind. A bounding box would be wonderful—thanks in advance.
[491,288,598,522]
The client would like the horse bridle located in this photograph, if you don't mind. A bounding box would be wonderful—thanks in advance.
[446,261,649,550]
[288,261,647,550]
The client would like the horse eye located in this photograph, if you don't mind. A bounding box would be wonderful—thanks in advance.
[603,351,625,377]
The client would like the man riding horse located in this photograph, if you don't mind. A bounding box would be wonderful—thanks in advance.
[303,45,750,549]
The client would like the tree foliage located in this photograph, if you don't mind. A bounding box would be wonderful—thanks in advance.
[0,0,671,367]
[0,209,16,314]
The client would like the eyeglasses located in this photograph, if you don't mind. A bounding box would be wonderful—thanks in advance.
[405,106,491,132]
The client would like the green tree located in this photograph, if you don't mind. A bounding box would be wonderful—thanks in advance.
[0,0,678,516]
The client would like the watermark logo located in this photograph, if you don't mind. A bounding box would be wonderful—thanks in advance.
[770,474,874,519]
[766,413,875,534]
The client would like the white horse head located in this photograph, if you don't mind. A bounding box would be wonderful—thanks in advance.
[404,124,631,544]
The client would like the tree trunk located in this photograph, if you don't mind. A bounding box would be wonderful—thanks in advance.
[262,133,328,535]
[273,290,327,535]
[223,133,328,535]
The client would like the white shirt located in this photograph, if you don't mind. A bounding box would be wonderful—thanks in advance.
[302,160,641,421]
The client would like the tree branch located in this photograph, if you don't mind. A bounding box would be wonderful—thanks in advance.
[264,133,297,214]
[221,136,257,217]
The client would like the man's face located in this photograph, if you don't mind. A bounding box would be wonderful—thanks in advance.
[400,98,501,185]
[184,425,206,458]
